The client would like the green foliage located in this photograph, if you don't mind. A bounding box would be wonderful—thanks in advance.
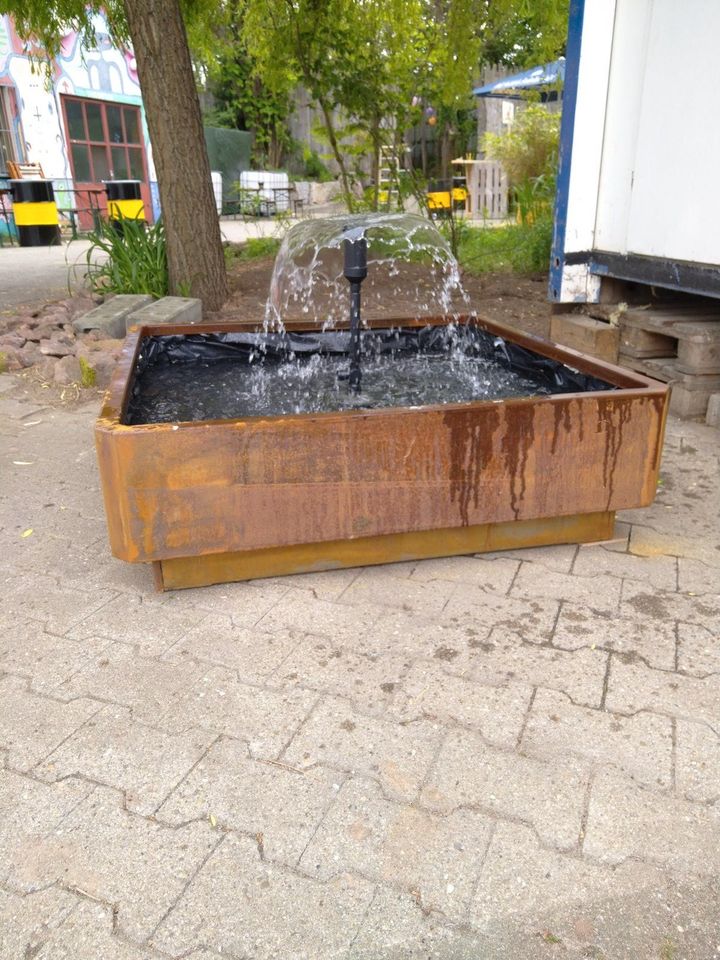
[78,356,97,388]
[224,237,281,263]
[302,147,333,183]
[84,218,169,298]
[199,1,294,169]
[479,0,569,67]
[457,214,554,276]
[513,170,556,225]
[0,352,6,374]
[483,104,561,186]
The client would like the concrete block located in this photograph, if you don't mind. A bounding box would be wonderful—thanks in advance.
[127,296,202,332]
[550,314,619,363]
[72,295,153,339]
[706,392,720,427]
[669,383,713,418]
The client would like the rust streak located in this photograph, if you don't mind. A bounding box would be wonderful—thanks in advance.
[500,405,535,520]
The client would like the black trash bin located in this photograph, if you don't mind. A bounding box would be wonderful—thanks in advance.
[105,180,145,229]
[10,179,61,247]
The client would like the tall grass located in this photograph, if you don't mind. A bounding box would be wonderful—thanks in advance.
[457,213,554,276]
[84,217,169,298]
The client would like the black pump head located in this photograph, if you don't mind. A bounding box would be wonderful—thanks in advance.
[342,225,367,282]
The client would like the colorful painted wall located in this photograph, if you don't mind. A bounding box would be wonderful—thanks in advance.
[0,13,159,219]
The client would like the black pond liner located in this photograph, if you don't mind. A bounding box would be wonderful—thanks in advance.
[123,325,616,426]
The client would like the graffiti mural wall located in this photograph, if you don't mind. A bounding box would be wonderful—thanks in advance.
[0,13,157,216]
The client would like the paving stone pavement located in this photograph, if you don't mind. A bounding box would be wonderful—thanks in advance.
[1,373,719,959]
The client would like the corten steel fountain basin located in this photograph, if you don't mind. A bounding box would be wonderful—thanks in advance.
[96,316,669,590]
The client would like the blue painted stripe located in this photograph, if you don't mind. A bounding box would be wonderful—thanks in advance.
[549,0,587,302]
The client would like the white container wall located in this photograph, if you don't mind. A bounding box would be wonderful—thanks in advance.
[551,0,720,302]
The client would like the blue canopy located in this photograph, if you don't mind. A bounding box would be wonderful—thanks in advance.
[473,59,565,98]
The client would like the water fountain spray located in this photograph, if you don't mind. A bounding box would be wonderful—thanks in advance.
[342,225,368,392]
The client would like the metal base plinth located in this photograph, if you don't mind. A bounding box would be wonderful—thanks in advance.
[152,511,616,591]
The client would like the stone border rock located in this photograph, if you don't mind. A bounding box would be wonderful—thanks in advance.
[1,294,202,389]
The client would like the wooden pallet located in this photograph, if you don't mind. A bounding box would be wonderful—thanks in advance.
[618,308,720,373]
[612,307,720,417]
[617,354,720,418]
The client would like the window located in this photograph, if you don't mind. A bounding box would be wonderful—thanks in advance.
[0,86,23,175]
[61,96,146,184]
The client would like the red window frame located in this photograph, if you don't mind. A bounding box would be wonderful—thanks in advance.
[61,95,148,184]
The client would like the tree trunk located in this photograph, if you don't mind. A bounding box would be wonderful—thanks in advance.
[317,97,355,213]
[123,0,228,311]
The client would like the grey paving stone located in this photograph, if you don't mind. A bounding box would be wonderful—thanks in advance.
[157,738,340,864]
[254,567,362,601]
[360,607,493,660]
[594,519,632,553]
[511,564,622,614]
[678,621,720,675]
[678,557,720,594]
[584,771,720,874]
[0,770,93,885]
[606,656,720,727]
[0,675,99,771]
[348,886,488,960]
[7,784,218,942]
[553,604,677,670]
[621,579,720,630]
[675,719,720,803]
[270,637,410,714]
[389,661,532,748]
[440,590,560,643]
[470,820,717,960]
[573,544,677,588]
[0,620,110,693]
[175,578,291,618]
[480,542,578,573]
[522,688,673,789]
[422,729,587,851]
[460,628,608,708]
[283,696,442,802]
[36,704,214,815]
[629,523,719,566]
[299,777,492,921]
[166,614,302,680]
[35,900,161,959]
[257,587,384,641]
[73,294,152,338]
[0,885,78,958]
[56,642,206,723]
[160,666,316,758]
[68,593,209,657]
[2,575,117,635]
[128,295,201,329]
[408,554,519,591]
[152,833,374,958]
[339,567,458,617]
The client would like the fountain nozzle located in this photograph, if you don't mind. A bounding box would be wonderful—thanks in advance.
[343,230,368,282]
[341,226,368,393]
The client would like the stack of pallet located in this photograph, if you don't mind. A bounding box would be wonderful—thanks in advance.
[616,306,720,417]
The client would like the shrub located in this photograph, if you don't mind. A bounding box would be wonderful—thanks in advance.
[302,147,334,182]
[225,237,281,263]
[84,217,169,299]
[483,104,561,186]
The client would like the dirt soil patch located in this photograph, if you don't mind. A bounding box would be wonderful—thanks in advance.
[217,256,552,339]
